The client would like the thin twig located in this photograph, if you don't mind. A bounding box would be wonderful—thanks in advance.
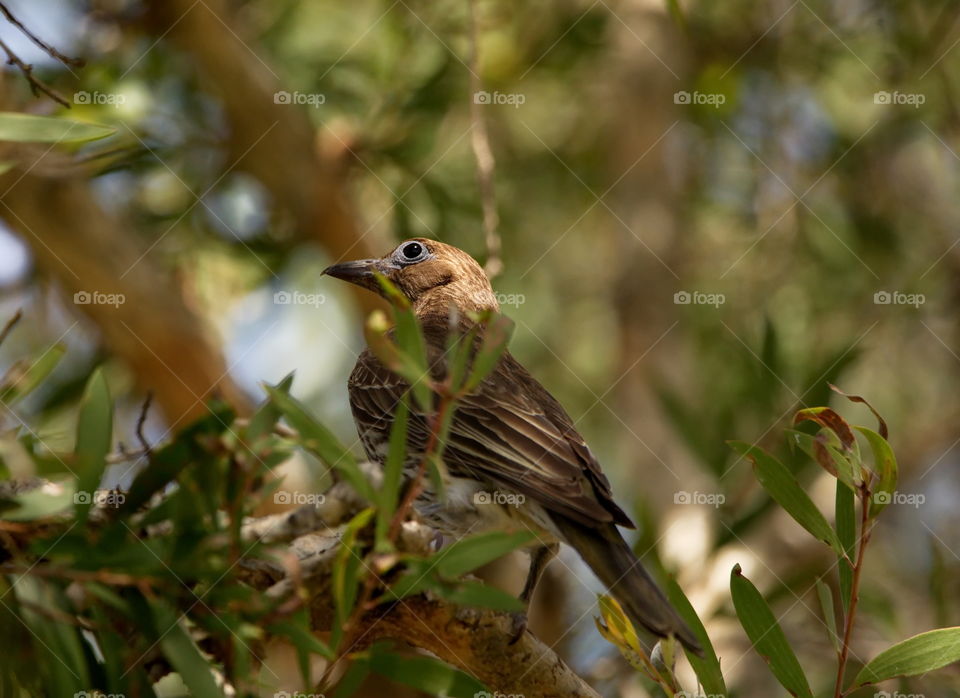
[0,309,22,347]
[0,3,84,67]
[136,391,154,462]
[467,0,502,279]
[0,38,70,107]
[834,487,874,698]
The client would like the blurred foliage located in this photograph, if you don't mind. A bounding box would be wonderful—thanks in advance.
[1,0,960,695]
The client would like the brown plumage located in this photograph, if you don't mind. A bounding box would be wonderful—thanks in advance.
[324,237,700,652]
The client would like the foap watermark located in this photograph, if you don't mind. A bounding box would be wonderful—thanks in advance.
[274,491,326,507]
[74,90,126,107]
[274,90,326,108]
[494,292,526,307]
[274,692,325,698]
[74,490,126,508]
[474,90,525,108]
[674,491,725,508]
[674,90,726,108]
[874,491,925,509]
[674,290,725,307]
[74,291,125,307]
[874,691,924,698]
[274,290,326,307]
[75,692,125,698]
[474,490,526,507]
[677,692,726,698]
[874,291,924,308]
[874,91,925,108]
[474,692,524,698]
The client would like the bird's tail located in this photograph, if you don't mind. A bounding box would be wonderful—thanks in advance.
[551,515,702,654]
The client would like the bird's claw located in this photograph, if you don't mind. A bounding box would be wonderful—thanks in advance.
[507,611,528,645]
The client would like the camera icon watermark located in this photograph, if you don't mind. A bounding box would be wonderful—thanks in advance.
[274,290,326,307]
[274,91,326,108]
[74,91,127,107]
[674,290,725,307]
[274,491,326,507]
[74,490,126,508]
[473,90,526,108]
[873,491,925,508]
[674,91,726,108]
[74,291,126,308]
[674,491,725,508]
[874,91,925,108]
[473,490,526,507]
[873,291,924,308]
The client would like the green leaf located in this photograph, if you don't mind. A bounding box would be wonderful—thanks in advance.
[664,576,726,696]
[437,579,524,611]
[434,530,535,579]
[265,386,373,502]
[364,307,434,412]
[730,441,843,556]
[815,580,840,653]
[0,344,65,404]
[854,627,960,685]
[0,112,115,143]
[332,508,375,644]
[788,428,858,490]
[2,481,75,520]
[369,649,487,698]
[122,401,236,513]
[155,607,223,697]
[835,481,855,612]
[730,564,813,698]
[855,425,898,518]
[247,372,295,442]
[74,368,113,522]
[376,396,409,546]
[267,618,335,660]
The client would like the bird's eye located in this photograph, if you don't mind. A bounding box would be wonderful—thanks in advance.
[399,241,425,261]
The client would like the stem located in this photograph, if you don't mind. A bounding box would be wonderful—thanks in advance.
[834,488,873,698]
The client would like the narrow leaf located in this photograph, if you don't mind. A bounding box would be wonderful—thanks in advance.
[854,627,960,685]
[855,425,898,518]
[664,576,726,696]
[0,344,65,404]
[0,112,115,143]
[815,580,840,653]
[265,386,373,502]
[368,650,486,698]
[730,441,843,556]
[730,564,813,698]
[793,407,855,450]
[835,481,856,611]
[74,368,113,522]
[434,530,535,579]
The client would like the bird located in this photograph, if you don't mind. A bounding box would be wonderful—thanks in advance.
[323,237,700,652]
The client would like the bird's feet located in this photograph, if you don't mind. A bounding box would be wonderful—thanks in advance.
[507,610,528,645]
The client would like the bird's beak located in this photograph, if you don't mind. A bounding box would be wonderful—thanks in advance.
[322,258,380,283]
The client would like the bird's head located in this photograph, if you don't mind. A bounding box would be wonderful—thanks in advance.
[323,238,499,315]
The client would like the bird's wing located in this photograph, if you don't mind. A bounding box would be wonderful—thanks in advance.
[349,348,635,529]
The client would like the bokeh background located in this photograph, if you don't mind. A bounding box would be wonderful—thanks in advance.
[1,0,959,695]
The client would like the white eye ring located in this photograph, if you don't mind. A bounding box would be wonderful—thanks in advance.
[398,241,427,262]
